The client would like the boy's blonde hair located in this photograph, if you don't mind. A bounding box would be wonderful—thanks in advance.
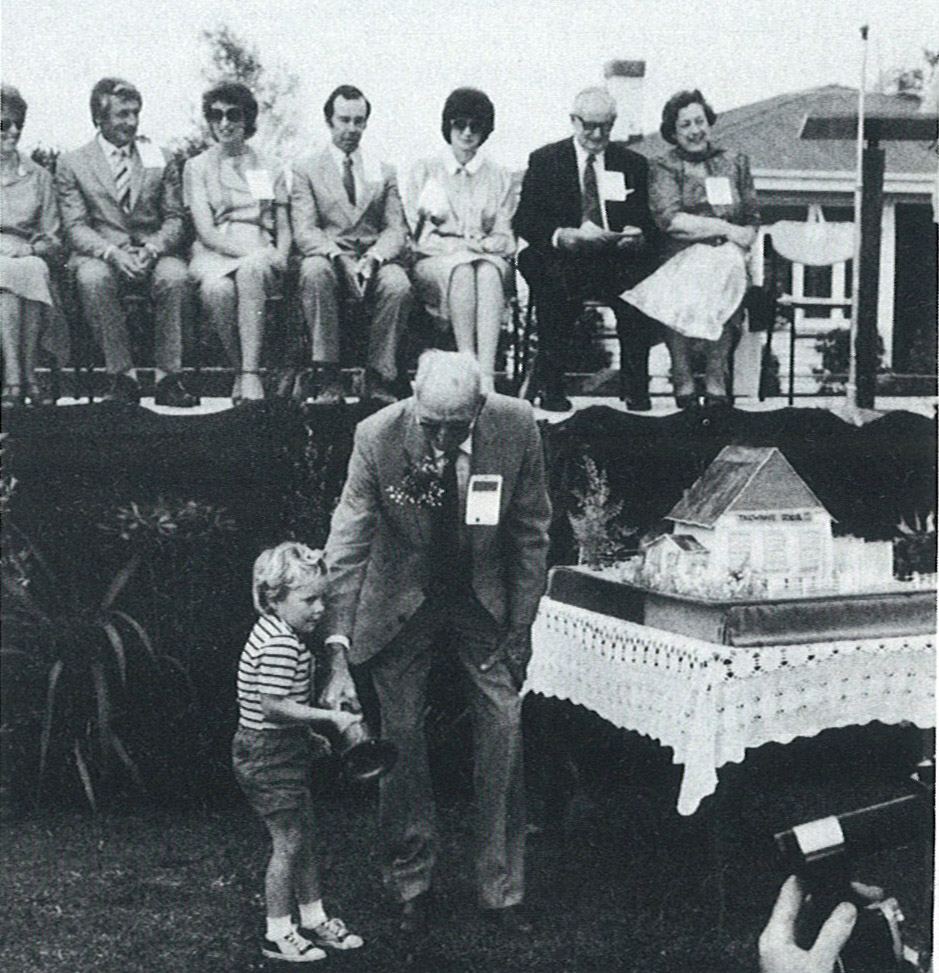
[252,542,327,614]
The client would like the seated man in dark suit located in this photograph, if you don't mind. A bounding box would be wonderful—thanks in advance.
[514,87,660,412]
[56,77,197,406]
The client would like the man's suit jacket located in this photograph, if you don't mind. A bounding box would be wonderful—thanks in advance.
[513,137,656,258]
[55,138,185,264]
[289,148,407,264]
[325,393,551,665]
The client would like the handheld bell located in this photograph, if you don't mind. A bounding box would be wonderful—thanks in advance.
[336,718,398,784]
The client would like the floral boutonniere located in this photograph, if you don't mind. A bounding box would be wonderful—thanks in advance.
[386,455,445,508]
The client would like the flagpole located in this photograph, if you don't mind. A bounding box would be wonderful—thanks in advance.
[847,24,869,406]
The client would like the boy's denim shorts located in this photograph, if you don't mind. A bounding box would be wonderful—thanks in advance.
[232,726,313,818]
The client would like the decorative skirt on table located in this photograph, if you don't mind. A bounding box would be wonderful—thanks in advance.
[621,241,748,342]
[413,250,510,322]
[0,251,70,365]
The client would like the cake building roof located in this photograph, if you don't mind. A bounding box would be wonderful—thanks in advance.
[667,446,829,528]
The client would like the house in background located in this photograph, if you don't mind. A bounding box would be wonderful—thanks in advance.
[634,85,938,389]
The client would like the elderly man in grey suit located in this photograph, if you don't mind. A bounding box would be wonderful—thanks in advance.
[320,350,551,934]
[56,78,196,406]
[290,85,412,405]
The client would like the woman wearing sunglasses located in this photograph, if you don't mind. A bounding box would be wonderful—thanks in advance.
[405,88,516,394]
[183,81,291,403]
[0,84,68,407]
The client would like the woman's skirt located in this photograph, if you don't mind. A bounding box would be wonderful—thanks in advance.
[621,241,748,342]
[189,222,274,283]
[0,251,70,365]
[413,250,509,322]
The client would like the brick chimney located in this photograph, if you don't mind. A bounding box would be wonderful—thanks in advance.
[604,60,646,143]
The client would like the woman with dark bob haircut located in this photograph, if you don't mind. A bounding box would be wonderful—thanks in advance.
[1,84,69,407]
[622,89,759,409]
[183,80,290,403]
[406,87,514,393]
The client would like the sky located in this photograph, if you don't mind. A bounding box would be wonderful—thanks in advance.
[2,0,936,171]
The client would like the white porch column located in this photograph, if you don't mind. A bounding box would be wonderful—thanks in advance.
[878,202,896,367]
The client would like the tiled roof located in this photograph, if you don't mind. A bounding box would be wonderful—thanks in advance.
[634,85,937,175]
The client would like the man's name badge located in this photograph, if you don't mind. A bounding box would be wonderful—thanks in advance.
[600,170,631,202]
[465,474,502,525]
[245,168,275,200]
[705,176,734,207]
[135,141,165,170]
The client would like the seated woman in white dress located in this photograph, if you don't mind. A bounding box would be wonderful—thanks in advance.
[1,84,68,407]
[183,82,291,403]
[406,88,515,394]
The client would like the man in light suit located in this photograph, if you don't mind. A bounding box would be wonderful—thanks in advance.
[320,350,551,934]
[56,78,197,406]
[290,85,412,405]
[514,87,661,412]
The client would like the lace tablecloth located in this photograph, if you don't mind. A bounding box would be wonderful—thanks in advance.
[524,597,936,815]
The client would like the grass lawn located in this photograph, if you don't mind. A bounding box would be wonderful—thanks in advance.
[0,721,931,973]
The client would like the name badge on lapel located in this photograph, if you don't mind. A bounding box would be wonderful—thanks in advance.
[705,176,734,206]
[244,168,275,200]
[465,475,502,525]
[599,170,631,202]
[135,141,165,170]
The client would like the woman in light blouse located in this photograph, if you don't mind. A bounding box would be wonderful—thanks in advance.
[625,89,759,409]
[0,85,68,407]
[406,88,516,394]
[183,81,291,403]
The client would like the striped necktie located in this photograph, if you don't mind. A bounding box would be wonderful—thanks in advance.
[582,153,602,227]
[114,147,131,213]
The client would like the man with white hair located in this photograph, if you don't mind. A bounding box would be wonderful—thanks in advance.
[514,86,661,412]
[321,350,551,935]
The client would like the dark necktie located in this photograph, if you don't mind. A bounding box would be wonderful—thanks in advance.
[115,147,131,213]
[582,153,602,226]
[342,155,356,206]
[429,449,469,591]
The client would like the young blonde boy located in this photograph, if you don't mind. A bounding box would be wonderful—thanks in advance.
[232,542,364,963]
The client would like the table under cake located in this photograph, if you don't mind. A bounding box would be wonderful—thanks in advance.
[523,567,936,815]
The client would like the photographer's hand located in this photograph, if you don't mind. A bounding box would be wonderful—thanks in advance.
[759,876,857,973]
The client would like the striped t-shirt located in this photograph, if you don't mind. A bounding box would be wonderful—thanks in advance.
[237,614,312,730]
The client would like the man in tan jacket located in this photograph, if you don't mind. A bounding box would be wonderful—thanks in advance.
[289,85,412,404]
[321,351,551,934]
[56,77,196,406]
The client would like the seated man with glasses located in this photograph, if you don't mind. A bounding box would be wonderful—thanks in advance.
[514,87,661,411]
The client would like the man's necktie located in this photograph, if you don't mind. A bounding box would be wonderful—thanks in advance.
[582,153,602,227]
[115,147,132,213]
[342,155,356,207]
[429,449,469,591]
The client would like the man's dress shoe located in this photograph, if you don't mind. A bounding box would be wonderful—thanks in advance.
[154,373,199,408]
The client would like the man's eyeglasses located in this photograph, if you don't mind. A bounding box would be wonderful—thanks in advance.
[207,107,246,125]
[419,418,474,437]
[0,118,22,133]
[450,117,483,135]
[571,115,614,135]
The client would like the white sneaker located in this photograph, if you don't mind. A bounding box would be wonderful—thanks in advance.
[261,928,327,963]
[303,916,365,950]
